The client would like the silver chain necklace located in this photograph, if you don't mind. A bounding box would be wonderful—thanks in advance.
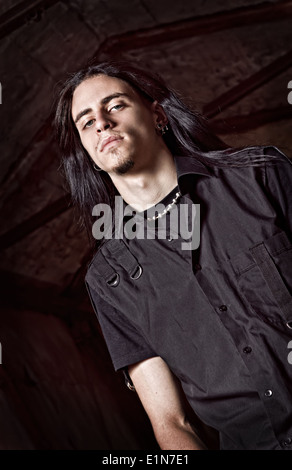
[147,191,181,221]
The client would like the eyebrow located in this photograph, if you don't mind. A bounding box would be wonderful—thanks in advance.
[74,92,130,124]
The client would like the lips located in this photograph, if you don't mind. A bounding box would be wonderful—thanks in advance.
[100,135,122,152]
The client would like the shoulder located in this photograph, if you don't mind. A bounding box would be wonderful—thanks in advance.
[202,145,289,164]
[188,146,292,200]
[85,239,115,290]
[199,145,290,180]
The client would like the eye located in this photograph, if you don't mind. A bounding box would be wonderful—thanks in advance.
[83,119,95,129]
[109,104,124,112]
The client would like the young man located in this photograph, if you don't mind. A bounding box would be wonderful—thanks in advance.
[55,61,292,450]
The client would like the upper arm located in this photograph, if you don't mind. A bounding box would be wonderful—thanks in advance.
[128,357,207,450]
[128,356,186,426]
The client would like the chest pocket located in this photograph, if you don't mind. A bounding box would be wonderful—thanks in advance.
[231,231,292,332]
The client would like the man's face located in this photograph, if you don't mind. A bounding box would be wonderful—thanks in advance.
[71,74,162,176]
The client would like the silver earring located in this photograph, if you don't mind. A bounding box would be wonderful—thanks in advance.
[93,163,102,171]
[156,123,168,135]
[162,124,168,135]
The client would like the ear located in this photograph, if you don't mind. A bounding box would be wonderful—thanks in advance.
[151,100,168,126]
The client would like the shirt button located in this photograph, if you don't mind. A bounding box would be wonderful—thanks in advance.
[264,389,273,397]
[243,346,252,354]
[219,305,227,312]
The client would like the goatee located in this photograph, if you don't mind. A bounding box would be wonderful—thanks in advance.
[115,159,135,175]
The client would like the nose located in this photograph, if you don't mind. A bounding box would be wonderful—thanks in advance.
[96,114,111,133]
[97,123,111,133]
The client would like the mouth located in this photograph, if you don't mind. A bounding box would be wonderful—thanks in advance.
[100,136,123,152]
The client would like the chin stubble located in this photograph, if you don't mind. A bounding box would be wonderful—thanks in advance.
[114,159,135,175]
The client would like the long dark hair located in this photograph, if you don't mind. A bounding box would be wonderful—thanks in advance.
[54,60,249,237]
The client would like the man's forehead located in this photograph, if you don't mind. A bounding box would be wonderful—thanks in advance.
[74,74,137,100]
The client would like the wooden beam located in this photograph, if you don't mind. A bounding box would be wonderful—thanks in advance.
[209,105,292,134]
[203,51,292,118]
[0,0,60,39]
[97,1,292,57]
[0,195,71,252]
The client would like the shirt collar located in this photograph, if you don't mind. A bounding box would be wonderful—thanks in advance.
[174,154,212,194]
[114,153,212,230]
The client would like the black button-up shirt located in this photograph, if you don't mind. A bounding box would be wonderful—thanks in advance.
[86,146,292,450]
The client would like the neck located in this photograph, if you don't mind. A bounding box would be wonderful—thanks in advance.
[110,149,178,212]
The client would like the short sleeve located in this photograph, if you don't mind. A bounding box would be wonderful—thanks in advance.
[264,146,292,236]
[85,281,157,371]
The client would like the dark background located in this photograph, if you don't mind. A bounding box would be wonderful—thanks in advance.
[0,0,292,450]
